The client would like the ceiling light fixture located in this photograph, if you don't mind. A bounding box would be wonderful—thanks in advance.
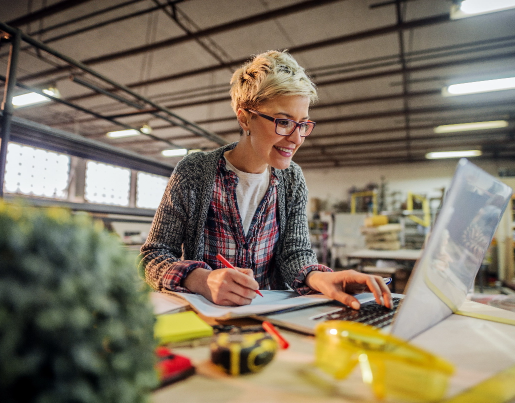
[426,150,482,159]
[442,77,515,96]
[106,124,152,138]
[434,120,509,133]
[140,124,152,134]
[451,0,515,19]
[162,148,188,157]
[106,129,139,138]
[12,87,60,108]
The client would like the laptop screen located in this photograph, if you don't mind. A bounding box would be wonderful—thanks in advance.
[391,159,513,340]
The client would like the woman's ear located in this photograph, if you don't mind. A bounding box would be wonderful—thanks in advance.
[237,108,250,132]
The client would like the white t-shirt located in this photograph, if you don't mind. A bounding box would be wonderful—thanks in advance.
[224,157,270,235]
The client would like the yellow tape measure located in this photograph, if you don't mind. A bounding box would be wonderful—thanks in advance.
[210,331,277,375]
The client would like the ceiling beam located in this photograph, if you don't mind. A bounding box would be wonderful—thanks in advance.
[18,0,344,82]
[26,0,147,37]
[0,21,227,147]
[53,98,514,146]
[59,89,441,126]
[293,139,515,163]
[394,1,413,159]
[17,11,454,109]
[48,87,441,128]
[37,2,166,45]
[62,48,515,107]
[317,100,514,125]
[60,34,515,104]
[0,0,156,60]
[101,89,446,120]
[296,130,513,155]
[294,153,515,169]
[7,0,94,27]
[98,127,514,159]
[315,51,515,88]
[192,97,514,126]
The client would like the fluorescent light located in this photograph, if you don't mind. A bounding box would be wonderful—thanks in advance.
[451,0,515,19]
[443,77,515,96]
[434,120,509,133]
[426,150,482,159]
[162,148,188,157]
[12,88,59,107]
[107,124,152,138]
[106,129,140,138]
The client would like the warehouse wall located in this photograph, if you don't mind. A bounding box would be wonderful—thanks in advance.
[303,159,515,216]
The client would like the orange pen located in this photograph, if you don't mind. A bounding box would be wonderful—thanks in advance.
[216,253,263,297]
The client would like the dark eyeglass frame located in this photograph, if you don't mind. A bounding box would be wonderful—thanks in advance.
[245,109,316,137]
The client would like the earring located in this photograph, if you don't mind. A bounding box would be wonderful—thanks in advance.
[247,130,251,136]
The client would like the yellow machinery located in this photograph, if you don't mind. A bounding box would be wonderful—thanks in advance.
[406,192,431,227]
[351,191,377,215]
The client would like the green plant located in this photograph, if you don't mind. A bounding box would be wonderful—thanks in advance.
[0,201,158,402]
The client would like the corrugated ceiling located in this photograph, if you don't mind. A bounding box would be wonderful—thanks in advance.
[1,0,514,169]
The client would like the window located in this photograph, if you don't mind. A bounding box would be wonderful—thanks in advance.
[85,161,130,206]
[136,172,168,209]
[4,143,70,198]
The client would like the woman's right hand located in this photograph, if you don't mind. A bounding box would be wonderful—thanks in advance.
[183,267,259,306]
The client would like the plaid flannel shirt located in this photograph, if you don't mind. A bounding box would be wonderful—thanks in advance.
[161,157,331,294]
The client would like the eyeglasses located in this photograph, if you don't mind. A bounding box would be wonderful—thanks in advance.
[245,109,316,137]
[314,321,454,401]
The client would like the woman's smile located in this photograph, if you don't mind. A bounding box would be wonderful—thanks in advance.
[274,145,295,157]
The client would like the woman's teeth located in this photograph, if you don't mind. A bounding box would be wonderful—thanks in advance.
[275,146,293,154]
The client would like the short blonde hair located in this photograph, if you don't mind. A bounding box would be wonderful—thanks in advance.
[230,50,318,114]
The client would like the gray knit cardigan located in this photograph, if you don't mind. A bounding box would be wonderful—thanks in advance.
[140,142,319,292]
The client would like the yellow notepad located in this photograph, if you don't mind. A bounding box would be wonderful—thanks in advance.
[154,311,213,344]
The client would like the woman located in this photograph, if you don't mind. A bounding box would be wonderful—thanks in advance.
[140,50,392,309]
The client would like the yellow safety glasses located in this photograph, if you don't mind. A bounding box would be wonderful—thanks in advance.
[315,321,454,402]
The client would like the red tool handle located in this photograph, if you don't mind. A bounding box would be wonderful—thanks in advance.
[263,321,289,349]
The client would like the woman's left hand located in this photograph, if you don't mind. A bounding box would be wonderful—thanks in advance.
[305,270,393,310]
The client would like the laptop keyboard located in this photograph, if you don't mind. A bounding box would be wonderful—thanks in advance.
[311,297,403,328]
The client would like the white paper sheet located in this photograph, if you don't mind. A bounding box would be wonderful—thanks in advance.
[150,292,190,315]
[169,290,332,319]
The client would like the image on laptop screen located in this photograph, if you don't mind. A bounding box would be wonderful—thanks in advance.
[391,158,513,340]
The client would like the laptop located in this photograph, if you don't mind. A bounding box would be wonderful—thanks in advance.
[255,159,513,340]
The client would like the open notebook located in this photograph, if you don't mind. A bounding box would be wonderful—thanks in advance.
[161,290,331,319]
